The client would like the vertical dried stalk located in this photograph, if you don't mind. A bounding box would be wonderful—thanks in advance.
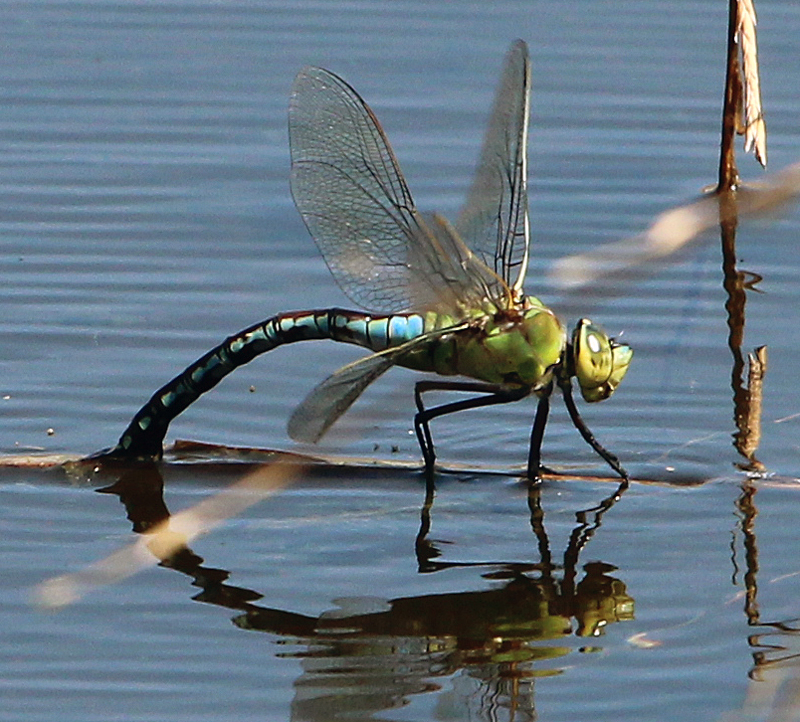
[720,0,767,191]
[738,0,767,167]
[720,0,742,190]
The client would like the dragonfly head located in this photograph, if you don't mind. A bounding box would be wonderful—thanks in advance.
[570,319,633,403]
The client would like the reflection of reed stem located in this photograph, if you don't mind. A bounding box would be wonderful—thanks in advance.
[735,481,760,626]
[721,200,744,359]
[722,202,768,472]
[736,347,767,470]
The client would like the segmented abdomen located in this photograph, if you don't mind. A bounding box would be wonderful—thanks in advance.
[108,308,431,459]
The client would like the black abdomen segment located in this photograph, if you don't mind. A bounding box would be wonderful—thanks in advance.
[104,308,425,460]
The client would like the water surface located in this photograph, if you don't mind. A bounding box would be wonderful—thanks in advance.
[2,2,800,721]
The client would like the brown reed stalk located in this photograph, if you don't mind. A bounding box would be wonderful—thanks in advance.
[721,0,767,191]
[738,0,767,168]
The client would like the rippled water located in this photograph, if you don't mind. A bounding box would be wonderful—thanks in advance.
[2,2,800,721]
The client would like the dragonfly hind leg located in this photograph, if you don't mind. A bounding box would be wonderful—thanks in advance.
[413,380,530,479]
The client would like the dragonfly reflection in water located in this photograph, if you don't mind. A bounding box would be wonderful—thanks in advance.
[99,40,633,482]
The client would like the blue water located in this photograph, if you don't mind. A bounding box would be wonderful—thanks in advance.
[2,1,800,720]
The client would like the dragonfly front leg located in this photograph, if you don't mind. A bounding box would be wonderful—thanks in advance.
[558,376,629,484]
[413,380,530,478]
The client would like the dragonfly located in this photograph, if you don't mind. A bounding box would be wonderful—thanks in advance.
[100,40,633,482]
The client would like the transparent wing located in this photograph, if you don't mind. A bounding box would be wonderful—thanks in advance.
[549,162,800,291]
[289,66,505,316]
[455,39,532,298]
[288,325,469,443]
[287,354,395,444]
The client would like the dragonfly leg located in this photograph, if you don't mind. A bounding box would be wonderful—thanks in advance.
[558,377,629,483]
[526,382,553,483]
[413,380,529,478]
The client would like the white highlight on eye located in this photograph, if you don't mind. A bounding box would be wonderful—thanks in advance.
[587,333,602,354]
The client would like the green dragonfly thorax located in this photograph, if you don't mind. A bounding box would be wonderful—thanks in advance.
[570,319,633,403]
[397,304,566,392]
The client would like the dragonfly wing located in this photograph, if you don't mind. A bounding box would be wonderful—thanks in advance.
[288,324,469,444]
[455,39,532,299]
[550,163,800,292]
[290,67,502,316]
[290,66,418,313]
[288,353,395,444]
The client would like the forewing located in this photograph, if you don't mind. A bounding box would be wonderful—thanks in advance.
[455,39,532,298]
[291,67,496,315]
[289,67,418,312]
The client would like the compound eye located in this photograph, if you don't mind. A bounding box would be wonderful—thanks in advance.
[572,319,632,403]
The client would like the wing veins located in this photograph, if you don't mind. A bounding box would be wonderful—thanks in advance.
[288,322,471,444]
